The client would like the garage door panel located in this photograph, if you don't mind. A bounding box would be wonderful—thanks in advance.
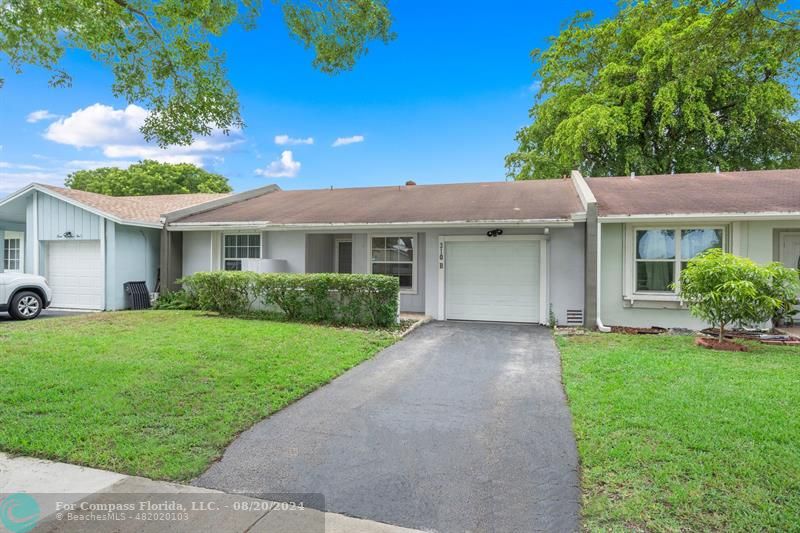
[46,240,103,310]
[445,240,541,323]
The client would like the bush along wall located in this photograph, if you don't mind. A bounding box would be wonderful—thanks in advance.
[179,271,400,327]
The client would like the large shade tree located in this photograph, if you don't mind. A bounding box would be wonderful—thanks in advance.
[65,160,233,195]
[506,0,800,179]
[0,0,394,146]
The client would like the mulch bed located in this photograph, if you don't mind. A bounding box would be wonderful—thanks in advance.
[695,337,749,352]
[610,326,668,335]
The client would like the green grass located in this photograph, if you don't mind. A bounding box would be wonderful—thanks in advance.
[0,311,394,481]
[558,333,800,532]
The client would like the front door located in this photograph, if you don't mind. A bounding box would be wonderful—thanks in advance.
[336,241,353,273]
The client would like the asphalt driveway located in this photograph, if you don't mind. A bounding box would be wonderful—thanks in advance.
[194,321,580,533]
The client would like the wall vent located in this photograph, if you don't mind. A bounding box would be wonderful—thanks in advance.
[566,309,584,325]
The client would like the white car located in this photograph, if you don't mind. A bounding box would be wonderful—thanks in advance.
[0,272,53,320]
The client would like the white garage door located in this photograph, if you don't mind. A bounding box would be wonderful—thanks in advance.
[445,240,541,323]
[46,240,103,310]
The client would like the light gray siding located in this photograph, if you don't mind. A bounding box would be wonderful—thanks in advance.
[305,234,334,273]
[549,225,585,325]
[352,233,369,273]
[599,219,800,329]
[264,231,306,273]
[25,195,35,274]
[182,231,214,276]
[37,192,101,240]
[106,223,160,310]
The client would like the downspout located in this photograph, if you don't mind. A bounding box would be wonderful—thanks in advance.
[595,219,611,332]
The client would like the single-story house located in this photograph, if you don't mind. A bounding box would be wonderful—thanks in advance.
[3,168,800,329]
[0,184,226,310]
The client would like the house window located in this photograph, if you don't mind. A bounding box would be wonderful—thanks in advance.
[223,234,261,271]
[635,228,723,292]
[3,233,22,272]
[371,236,415,291]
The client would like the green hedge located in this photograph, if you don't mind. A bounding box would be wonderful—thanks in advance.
[179,271,400,327]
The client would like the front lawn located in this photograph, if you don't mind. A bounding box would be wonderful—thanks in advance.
[558,333,800,532]
[0,311,394,480]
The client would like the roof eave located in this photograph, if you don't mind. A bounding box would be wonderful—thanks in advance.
[166,218,578,232]
[599,211,800,223]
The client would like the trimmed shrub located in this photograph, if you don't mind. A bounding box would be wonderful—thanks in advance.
[179,271,400,327]
[677,249,800,341]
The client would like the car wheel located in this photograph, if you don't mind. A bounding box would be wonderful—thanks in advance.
[9,291,43,320]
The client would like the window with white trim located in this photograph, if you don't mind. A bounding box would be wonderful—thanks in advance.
[370,236,415,291]
[635,227,723,292]
[3,232,22,272]
[223,234,261,271]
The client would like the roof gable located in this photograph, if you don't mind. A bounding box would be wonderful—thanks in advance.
[37,185,229,226]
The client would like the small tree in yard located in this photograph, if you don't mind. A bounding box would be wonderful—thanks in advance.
[677,249,800,343]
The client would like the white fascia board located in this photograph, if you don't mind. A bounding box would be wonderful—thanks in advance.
[599,212,800,223]
[0,184,37,209]
[30,185,162,229]
[167,219,577,232]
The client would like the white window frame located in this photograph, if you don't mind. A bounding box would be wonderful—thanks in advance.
[222,233,262,271]
[369,233,417,294]
[624,224,726,301]
[3,231,24,272]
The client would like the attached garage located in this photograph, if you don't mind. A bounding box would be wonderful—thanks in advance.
[440,237,547,324]
[46,240,104,310]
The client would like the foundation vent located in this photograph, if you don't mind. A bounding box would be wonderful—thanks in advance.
[566,309,584,325]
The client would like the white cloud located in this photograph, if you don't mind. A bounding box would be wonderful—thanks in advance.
[332,135,365,147]
[42,103,242,166]
[0,161,44,170]
[274,134,314,146]
[26,109,61,123]
[65,160,137,170]
[0,171,64,193]
[255,150,301,178]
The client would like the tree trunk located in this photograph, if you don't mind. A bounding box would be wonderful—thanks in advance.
[718,322,725,343]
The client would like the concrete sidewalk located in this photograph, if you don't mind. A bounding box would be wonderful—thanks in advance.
[0,453,423,533]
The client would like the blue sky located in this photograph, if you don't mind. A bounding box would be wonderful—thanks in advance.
[0,1,617,194]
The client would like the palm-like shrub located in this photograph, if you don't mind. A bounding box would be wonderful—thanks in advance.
[677,249,800,343]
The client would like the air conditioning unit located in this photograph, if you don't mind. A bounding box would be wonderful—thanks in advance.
[239,259,290,273]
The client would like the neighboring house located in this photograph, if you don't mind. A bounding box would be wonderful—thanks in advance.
[587,169,800,329]
[0,184,227,310]
[4,168,800,329]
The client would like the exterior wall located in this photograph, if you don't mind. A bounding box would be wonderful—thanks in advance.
[598,219,800,330]
[175,225,584,320]
[264,231,306,273]
[599,223,707,329]
[182,231,214,276]
[106,223,160,310]
[37,192,102,240]
[424,226,585,324]
[306,234,334,273]
[352,234,369,274]
[25,195,36,274]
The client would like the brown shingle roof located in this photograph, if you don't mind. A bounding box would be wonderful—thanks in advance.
[39,184,229,225]
[173,180,584,225]
[587,169,800,217]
